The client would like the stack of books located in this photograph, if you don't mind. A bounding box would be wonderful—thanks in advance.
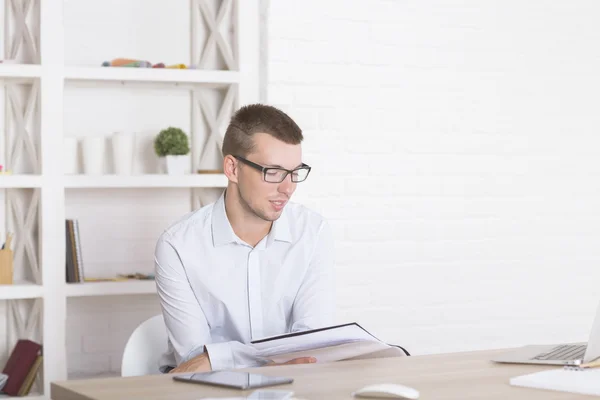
[1,339,43,396]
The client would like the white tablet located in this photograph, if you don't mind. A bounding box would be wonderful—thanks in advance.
[172,371,294,390]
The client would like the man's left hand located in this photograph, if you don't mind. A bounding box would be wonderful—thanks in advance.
[169,352,212,374]
[266,357,317,366]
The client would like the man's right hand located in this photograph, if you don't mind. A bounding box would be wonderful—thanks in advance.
[266,357,317,366]
[169,352,212,374]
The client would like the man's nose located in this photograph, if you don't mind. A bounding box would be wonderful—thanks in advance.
[278,174,295,194]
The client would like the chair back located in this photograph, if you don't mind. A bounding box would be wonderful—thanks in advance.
[121,314,168,376]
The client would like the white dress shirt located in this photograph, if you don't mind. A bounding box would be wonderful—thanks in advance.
[154,190,336,372]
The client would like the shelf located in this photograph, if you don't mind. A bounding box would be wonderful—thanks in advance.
[0,394,44,400]
[0,280,44,300]
[65,66,239,85]
[65,280,157,297]
[0,175,43,188]
[64,174,228,188]
[0,63,41,79]
[0,175,227,188]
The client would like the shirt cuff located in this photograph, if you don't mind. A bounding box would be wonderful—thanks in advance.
[204,342,234,371]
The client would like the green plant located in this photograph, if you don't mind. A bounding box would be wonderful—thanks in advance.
[154,127,190,157]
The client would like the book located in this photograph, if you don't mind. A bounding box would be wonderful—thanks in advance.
[65,219,76,283]
[510,367,600,396]
[73,219,84,281]
[65,219,85,283]
[17,355,43,396]
[250,323,408,364]
[1,339,42,396]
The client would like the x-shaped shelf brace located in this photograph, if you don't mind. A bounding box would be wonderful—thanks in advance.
[8,189,41,284]
[192,85,237,207]
[7,298,42,345]
[193,0,237,70]
[194,84,237,166]
[6,82,40,174]
[6,0,40,63]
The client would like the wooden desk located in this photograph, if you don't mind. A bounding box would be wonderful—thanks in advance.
[51,349,588,399]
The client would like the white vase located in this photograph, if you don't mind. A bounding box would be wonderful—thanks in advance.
[111,132,135,175]
[82,136,106,175]
[64,137,79,174]
[165,155,188,175]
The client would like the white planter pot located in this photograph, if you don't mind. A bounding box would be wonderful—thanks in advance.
[81,136,106,175]
[111,132,135,175]
[165,155,189,175]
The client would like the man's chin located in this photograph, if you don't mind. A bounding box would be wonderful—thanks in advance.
[259,208,283,222]
[265,212,283,222]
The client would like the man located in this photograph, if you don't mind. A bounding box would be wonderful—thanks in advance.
[154,104,336,374]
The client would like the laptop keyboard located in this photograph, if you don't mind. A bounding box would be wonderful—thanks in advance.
[532,344,587,361]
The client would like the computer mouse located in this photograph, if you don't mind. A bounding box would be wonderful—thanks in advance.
[353,383,420,399]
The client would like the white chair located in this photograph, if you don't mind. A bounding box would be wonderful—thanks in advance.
[121,314,168,377]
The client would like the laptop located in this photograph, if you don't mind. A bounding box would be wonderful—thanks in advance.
[492,300,600,366]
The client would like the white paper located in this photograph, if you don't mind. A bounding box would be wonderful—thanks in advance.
[199,390,294,400]
[510,368,600,396]
[251,323,406,364]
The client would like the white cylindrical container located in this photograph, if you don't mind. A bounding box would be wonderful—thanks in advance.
[82,136,106,175]
[111,132,135,175]
[64,136,79,174]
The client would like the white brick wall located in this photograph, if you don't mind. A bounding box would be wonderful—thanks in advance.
[268,0,600,356]
[5,1,598,379]
[66,295,161,378]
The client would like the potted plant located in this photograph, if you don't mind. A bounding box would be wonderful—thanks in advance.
[154,126,190,175]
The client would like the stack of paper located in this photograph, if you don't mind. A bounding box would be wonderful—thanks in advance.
[510,368,600,396]
[251,323,408,364]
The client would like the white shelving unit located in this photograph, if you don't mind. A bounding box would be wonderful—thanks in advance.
[63,174,228,189]
[0,395,45,400]
[1,1,260,398]
[0,64,41,79]
[65,66,239,85]
[0,176,42,188]
[64,280,157,298]
[0,281,44,301]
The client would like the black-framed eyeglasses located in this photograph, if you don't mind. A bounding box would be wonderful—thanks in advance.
[234,155,311,183]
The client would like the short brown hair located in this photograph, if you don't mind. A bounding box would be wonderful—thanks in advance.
[222,104,303,157]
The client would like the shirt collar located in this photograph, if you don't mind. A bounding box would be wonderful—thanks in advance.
[211,191,239,247]
[212,190,293,247]
[269,206,292,245]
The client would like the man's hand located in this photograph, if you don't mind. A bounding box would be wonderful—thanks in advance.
[266,357,317,366]
[169,352,212,374]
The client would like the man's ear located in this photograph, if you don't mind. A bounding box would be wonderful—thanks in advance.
[223,155,238,184]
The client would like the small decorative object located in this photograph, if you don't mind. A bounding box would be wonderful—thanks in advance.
[101,58,152,68]
[154,126,190,175]
[0,233,14,285]
[118,273,155,280]
[100,58,193,69]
